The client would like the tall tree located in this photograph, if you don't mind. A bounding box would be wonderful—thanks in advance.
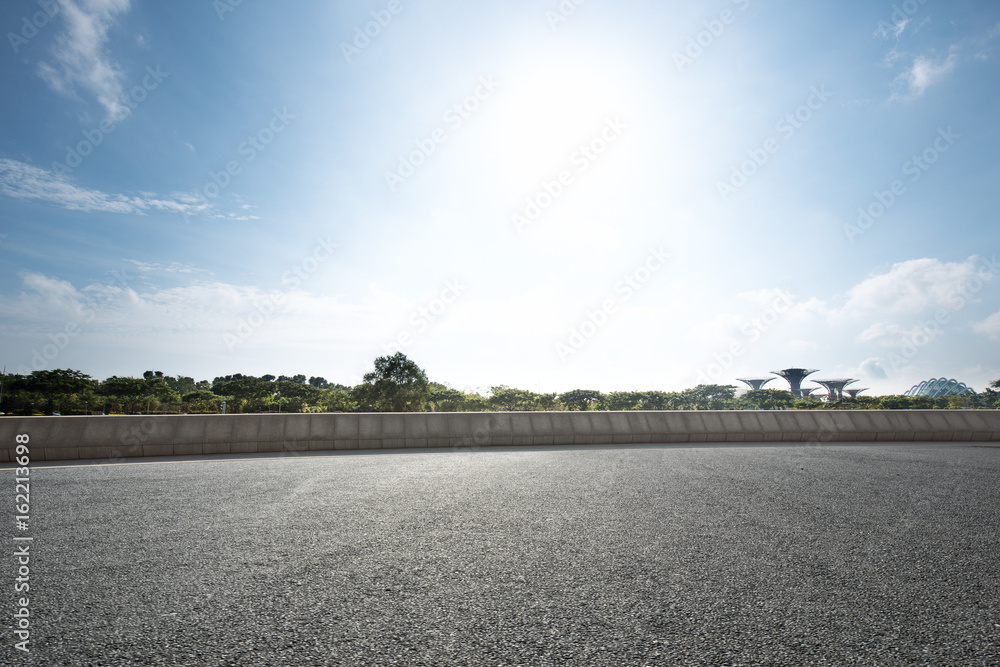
[356,353,429,412]
[22,369,93,415]
[213,376,275,411]
[98,376,149,413]
[274,381,321,412]
[317,387,358,413]
[164,375,197,395]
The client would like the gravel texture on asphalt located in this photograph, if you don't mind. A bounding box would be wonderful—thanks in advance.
[3,443,1000,666]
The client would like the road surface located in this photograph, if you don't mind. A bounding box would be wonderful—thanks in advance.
[4,443,999,665]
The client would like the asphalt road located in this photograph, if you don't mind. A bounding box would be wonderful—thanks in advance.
[3,443,1000,666]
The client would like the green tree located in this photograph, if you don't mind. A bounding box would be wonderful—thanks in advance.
[639,391,681,410]
[600,391,643,411]
[143,371,180,411]
[460,390,489,411]
[164,375,197,396]
[853,396,881,409]
[274,381,321,412]
[427,384,467,412]
[356,353,429,412]
[317,387,359,412]
[22,369,93,415]
[535,393,559,411]
[488,386,540,411]
[736,389,795,410]
[182,389,221,413]
[679,384,737,410]
[876,395,914,410]
[212,376,274,412]
[558,389,604,411]
[99,376,149,413]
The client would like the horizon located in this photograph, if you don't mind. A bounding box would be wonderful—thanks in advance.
[1,361,988,399]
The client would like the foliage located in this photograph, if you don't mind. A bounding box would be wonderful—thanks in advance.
[356,353,429,412]
[601,391,643,411]
[6,368,1000,415]
[427,384,468,412]
[316,388,358,413]
[558,389,604,411]
[98,376,150,413]
[735,389,795,410]
[678,385,738,410]
[274,381,321,412]
[19,369,93,415]
[488,386,541,411]
[213,376,273,401]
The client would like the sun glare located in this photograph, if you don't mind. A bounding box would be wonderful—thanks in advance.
[490,60,626,191]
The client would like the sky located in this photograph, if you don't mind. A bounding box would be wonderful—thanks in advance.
[1,0,998,396]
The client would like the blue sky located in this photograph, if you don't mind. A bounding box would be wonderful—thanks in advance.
[1,0,998,396]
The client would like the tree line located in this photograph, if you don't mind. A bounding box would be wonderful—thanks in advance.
[2,353,998,416]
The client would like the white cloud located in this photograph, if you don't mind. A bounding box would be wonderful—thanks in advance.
[0,158,210,217]
[839,257,988,318]
[0,272,399,355]
[859,358,888,379]
[685,288,804,345]
[892,52,958,100]
[876,19,909,40]
[857,321,944,347]
[973,311,1000,341]
[36,0,133,122]
[122,260,211,276]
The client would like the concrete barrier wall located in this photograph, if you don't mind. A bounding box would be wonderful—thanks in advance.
[1,410,998,463]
